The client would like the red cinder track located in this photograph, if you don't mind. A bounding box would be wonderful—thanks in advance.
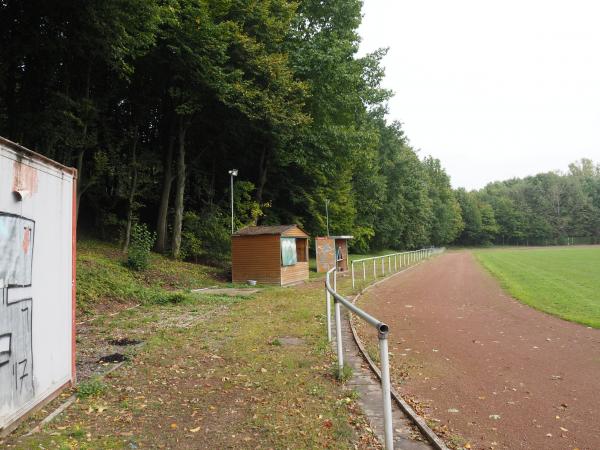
[357,251,600,450]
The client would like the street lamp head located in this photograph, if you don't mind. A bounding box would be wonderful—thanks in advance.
[229,169,238,176]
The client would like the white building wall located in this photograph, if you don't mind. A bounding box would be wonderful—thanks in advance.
[0,137,75,432]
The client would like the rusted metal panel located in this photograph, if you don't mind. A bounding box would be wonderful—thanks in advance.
[316,237,336,273]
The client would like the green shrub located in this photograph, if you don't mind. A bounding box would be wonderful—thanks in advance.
[76,377,107,398]
[181,210,230,263]
[126,223,156,271]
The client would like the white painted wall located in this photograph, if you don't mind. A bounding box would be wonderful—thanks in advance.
[0,139,75,431]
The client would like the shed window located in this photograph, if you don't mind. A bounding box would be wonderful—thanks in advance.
[281,237,297,266]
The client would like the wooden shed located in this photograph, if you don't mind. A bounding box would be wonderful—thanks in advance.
[231,225,310,286]
[315,236,353,273]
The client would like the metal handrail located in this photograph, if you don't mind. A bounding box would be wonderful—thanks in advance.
[351,247,445,288]
[325,246,446,449]
[325,268,394,450]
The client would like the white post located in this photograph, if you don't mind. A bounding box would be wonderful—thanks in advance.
[335,298,344,372]
[326,272,332,342]
[379,334,394,450]
[373,259,377,279]
[351,262,355,289]
[334,269,337,293]
[363,261,366,281]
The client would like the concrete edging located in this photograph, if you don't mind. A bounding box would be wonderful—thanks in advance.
[348,261,450,450]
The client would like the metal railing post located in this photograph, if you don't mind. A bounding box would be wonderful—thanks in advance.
[326,273,332,342]
[325,268,393,447]
[334,297,344,371]
[379,329,393,450]
[334,269,337,293]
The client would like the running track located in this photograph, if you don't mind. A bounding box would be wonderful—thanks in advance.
[358,251,600,450]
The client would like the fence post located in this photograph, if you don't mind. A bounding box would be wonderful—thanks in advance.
[379,328,393,450]
[363,261,366,281]
[326,275,332,342]
[373,259,377,279]
[334,296,344,372]
[334,269,337,293]
[381,256,385,276]
[351,262,355,289]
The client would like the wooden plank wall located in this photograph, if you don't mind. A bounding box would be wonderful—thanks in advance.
[232,235,281,284]
[336,239,349,272]
[281,261,309,285]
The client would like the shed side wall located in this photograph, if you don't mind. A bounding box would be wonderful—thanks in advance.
[281,261,309,285]
[232,235,281,284]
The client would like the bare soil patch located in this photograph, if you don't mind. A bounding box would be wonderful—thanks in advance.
[356,251,600,450]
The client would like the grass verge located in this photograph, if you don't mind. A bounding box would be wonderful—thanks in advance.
[475,246,600,328]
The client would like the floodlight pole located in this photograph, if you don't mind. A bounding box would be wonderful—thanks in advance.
[229,169,238,234]
[325,199,330,236]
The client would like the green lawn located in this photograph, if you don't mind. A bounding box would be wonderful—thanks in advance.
[475,247,600,328]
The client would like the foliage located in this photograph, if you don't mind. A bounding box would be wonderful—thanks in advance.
[457,159,600,246]
[126,223,156,270]
[76,240,220,313]
[181,210,230,263]
[0,0,465,254]
[76,377,107,399]
[333,363,353,382]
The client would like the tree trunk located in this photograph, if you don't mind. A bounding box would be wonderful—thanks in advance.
[171,117,188,259]
[123,127,139,253]
[75,133,86,224]
[256,146,269,205]
[155,134,175,253]
[75,63,92,227]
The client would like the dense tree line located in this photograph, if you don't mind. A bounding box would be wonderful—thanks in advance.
[454,159,600,246]
[0,0,464,259]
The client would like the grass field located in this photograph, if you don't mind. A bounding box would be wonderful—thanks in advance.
[475,246,600,328]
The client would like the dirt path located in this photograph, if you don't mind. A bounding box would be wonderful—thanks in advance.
[357,251,600,450]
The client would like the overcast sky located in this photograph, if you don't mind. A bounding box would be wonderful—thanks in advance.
[358,0,600,190]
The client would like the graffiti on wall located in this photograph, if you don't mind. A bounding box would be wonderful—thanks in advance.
[0,213,35,410]
[316,237,335,272]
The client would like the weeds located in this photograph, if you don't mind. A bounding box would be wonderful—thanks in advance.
[332,363,353,382]
[76,377,107,399]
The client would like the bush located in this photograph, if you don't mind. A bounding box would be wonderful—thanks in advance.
[126,223,156,271]
[180,210,230,263]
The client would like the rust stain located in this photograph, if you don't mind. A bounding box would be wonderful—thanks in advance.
[12,161,38,197]
[22,227,32,254]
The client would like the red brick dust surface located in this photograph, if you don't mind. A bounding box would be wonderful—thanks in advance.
[356,251,600,450]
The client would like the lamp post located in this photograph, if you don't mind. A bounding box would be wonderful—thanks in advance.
[228,169,238,234]
[325,199,330,236]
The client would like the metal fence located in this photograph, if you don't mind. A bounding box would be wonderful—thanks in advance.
[325,247,445,450]
[351,247,446,288]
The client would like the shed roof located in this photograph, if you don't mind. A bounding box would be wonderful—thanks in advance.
[316,235,354,240]
[233,225,308,237]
